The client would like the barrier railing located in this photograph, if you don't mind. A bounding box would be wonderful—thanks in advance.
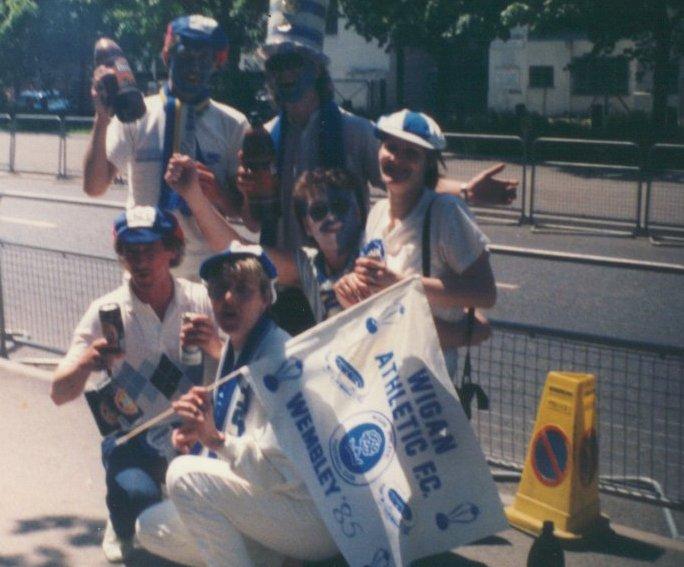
[444,133,527,223]
[645,144,684,240]
[2,116,683,238]
[1,237,681,510]
[0,242,120,355]
[472,320,683,510]
[13,114,63,177]
[63,116,94,178]
[530,137,643,233]
[0,113,11,172]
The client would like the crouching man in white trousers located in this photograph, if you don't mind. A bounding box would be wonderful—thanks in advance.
[137,243,338,566]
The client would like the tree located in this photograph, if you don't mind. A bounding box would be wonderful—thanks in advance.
[0,0,40,98]
[0,0,111,112]
[339,0,513,117]
[94,0,269,107]
[501,1,684,131]
[0,0,270,112]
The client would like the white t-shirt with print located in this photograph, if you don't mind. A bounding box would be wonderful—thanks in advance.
[363,190,489,375]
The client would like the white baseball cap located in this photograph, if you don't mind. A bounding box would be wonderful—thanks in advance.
[375,109,446,151]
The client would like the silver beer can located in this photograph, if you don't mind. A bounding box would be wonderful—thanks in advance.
[180,312,202,366]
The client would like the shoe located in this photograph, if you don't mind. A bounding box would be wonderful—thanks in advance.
[102,519,134,563]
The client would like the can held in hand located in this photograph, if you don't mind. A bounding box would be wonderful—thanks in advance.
[180,313,203,366]
[99,303,125,354]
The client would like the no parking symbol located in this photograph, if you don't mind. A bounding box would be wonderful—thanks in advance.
[532,426,569,487]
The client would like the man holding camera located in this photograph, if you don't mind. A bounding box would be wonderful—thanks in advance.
[83,15,249,280]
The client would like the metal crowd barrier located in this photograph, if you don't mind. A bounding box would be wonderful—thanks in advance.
[1,238,682,511]
[3,116,684,241]
[0,242,120,356]
[471,321,683,510]
[13,114,63,177]
[645,143,684,240]
[530,137,643,233]
[0,113,11,171]
[443,132,527,223]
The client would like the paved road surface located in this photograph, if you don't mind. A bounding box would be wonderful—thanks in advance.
[2,172,683,348]
[1,361,683,566]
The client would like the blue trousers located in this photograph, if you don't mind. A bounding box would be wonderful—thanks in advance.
[101,436,168,539]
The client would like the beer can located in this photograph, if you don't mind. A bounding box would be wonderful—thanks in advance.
[99,303,125,353]
[180,313,203,366]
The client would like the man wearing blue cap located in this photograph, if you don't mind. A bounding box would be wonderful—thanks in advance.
[83,15,250,280]
[51,206,218,562]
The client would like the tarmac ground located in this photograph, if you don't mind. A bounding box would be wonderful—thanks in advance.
[1,359,682,567]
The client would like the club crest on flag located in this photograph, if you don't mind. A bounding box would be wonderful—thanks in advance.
[330,411,395,485]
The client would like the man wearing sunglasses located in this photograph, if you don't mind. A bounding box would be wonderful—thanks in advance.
[83,15,250,281]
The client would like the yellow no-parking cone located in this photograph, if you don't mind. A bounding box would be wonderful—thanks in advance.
[505,372,610,541]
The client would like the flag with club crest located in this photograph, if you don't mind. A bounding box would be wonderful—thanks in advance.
[243,276,506,566]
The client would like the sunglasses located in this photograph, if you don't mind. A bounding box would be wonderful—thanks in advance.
[307,198,352,223]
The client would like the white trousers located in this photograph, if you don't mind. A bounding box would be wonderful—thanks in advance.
[136,499,204,567]
[167,455,338,567]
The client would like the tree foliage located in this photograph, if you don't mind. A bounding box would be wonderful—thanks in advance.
[339,0,512,54]
[0,0,270,111]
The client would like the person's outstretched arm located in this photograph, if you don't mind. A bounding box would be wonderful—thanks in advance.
[437,163,518,206]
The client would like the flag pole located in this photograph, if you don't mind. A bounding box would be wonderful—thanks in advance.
[114,367,242,447]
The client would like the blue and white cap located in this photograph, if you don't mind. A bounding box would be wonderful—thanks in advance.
[375,109,446,151]
[261,0,329,64]
[166,15,229,51]
[199,242,278,303]
[114,206,183,245]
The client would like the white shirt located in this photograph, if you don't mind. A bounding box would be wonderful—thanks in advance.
[61,277,214,377]
[363,191,490,376]
[106,93,249,279]
[213,321,310,499]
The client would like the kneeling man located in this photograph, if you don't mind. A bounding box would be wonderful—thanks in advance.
[137,242,337,566]
[51,206,218,562]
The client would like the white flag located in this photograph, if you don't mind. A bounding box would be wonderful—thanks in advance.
[245,277,506,566]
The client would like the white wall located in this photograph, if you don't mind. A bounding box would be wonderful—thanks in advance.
[489,27,640,116]
[324,15,390,110]
[324,17,389,79]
